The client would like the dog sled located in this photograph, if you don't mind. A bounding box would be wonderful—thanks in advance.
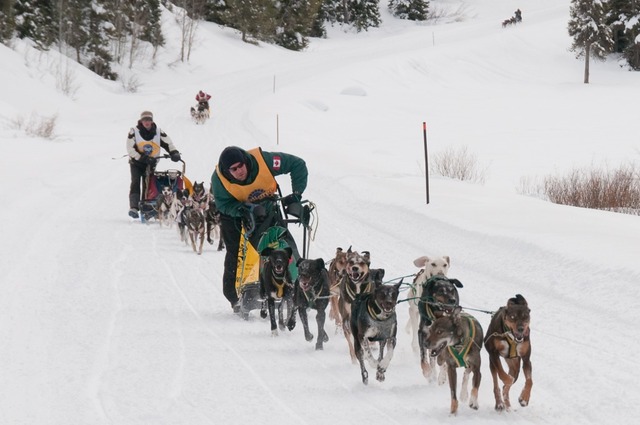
[236,192,315,320]
[138,155,193,223]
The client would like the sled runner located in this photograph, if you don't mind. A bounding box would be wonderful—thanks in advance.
[235,192,315,320]
[139,155,193,223]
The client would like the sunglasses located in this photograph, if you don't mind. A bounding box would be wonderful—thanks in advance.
[141,118,153,122]
[228,163,245,173]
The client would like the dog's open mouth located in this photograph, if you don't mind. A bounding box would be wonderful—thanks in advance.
[349,270,365,282]
[299,276,311,291]
[430,342,447,357]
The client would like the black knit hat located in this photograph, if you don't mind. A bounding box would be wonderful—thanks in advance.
[219,146,247,171]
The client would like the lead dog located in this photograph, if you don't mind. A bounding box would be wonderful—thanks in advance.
[424,307,483,415]
[287,258,330,350]
[260,247,294,336]
[418,275,462,382]
[406,255,450,354]
[337,248,377,363]
[484,294,532,411]
[351,282,401,385]
[157,186,178,227]
[327,247,348,332]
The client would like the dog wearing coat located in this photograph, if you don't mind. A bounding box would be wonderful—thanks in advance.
[423,306,483,415]
[259,247,294,336]
[351,282,401,385]
[287,258,330,350]
[484,294,532,411]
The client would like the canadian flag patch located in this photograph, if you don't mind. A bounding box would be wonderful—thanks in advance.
[273,156,281,170]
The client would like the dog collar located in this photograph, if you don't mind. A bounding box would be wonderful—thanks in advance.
[366,297,393,322]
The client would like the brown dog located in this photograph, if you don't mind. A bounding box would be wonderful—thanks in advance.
[484,294,532,411]
[424,307,483,415]
[418,275,463,383]
[327,247,348,332]
[337,248,376,363]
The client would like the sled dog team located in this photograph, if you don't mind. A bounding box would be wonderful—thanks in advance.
[272,246,532,415]
[156,180,224,255]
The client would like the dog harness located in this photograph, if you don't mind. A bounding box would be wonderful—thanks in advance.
[344,275,373,302]
[501,319,520,359]
[301,277,325,308]
[365,296,393,322]
[217,148,277,202]
[267,263,291,299]
[447,314,477,368]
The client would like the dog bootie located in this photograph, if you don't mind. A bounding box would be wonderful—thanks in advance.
[128,208,139,219]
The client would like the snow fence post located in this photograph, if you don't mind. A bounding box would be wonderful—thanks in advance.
[423,122,430,204]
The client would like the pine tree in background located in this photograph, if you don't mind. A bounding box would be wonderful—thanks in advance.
[140,0,164,51]
[350,0,380,32]
[389,0,429,21]
[568,0,614,83]
[320,0,350,24]
[204,0,229,26]
[86,1,117,79]
[59,0,91,62]
[0,0,14,42]
[604,0,640,70]
[275,0,322,50]
[13,0,57,49]
[224,0,278,44]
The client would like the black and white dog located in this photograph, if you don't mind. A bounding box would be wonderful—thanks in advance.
[288,258,331,350]
[350,282,402,385]
[260,247,294,336]
[157,186,178,227]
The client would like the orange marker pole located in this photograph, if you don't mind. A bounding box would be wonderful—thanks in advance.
[423,122,430,204]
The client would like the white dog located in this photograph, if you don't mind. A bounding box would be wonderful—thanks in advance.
[405,255,450,354]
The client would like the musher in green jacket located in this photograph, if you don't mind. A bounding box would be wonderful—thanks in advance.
[211,146,308,312]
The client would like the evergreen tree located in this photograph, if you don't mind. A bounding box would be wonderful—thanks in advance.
[139,0,164,49]
[350,0,380,32]
[321,0,349,24]
[86,1,117,79]
[224,0,278,44]
[568,0,614,83]
[204,0,229,25]
[59,0,91,62]
[389,0,429,21]
[604,0,640,70]
[13,0,57,49]
[1,0,16,42]
[275,0,322,50]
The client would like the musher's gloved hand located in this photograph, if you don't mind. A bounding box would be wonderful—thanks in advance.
[170,151,181,162]
[140,154,156,165]
[283,192,302,206]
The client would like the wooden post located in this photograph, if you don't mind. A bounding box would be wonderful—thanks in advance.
[423,122,430,204]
